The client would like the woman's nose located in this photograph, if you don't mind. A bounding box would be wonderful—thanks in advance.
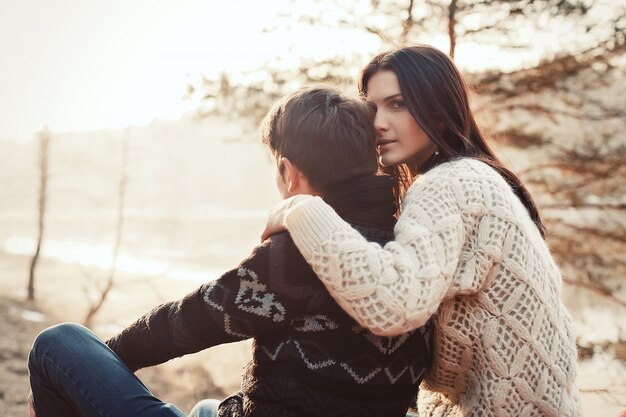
[374,111,389,133]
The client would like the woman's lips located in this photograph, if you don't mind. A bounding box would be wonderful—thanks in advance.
[376,139,397,149]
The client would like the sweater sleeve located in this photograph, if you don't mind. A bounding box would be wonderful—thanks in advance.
[105,238,310,372]
[284,170,469,337]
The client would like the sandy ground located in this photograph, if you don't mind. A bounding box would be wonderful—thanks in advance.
[0,252,250,417]
[1,251,625,416]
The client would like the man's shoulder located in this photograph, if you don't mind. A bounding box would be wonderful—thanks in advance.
[262,230,299,256]
[262,231,311,270]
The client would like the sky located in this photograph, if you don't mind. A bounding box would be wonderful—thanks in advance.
[0,0,620,141]
[0,1,278,140]
[1,0,386,140]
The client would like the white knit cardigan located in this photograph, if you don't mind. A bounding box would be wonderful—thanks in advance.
[283,158,581,417]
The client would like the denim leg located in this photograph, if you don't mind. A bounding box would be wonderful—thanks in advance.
[188,399,220,417]
[28,322,186,417]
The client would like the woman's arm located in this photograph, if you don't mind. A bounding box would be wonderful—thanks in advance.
[282,174,468,336]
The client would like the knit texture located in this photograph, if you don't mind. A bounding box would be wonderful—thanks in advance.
[106,174,433,417]
[284,158,581,417]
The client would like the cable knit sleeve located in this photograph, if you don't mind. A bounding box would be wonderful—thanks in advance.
[284,166,470,336]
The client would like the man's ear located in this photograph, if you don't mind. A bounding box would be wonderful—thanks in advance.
[281,157,300,193]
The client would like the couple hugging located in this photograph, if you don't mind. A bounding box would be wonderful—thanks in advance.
[27,45,581,417]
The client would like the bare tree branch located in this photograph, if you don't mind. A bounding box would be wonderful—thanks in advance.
[27,127,50,302]
[83,129,130,327]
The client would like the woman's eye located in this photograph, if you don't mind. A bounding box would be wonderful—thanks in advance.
[390,100,405,109]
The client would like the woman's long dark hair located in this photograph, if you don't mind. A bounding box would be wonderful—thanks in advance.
[359,45,546,238]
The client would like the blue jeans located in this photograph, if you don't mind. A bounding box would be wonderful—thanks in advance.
[188,399,220,417]
[29,323,418,417]
[28,323,187,417]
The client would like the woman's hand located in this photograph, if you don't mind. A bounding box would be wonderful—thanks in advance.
[261,198,292,241]
[261,195,313,241]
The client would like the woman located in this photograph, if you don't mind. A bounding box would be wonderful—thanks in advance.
[263,45,581,417]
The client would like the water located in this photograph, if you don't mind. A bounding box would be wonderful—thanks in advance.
[1,206,273,284]
[4,236,223,282]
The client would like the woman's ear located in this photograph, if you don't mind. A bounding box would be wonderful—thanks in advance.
[281,157,300,193]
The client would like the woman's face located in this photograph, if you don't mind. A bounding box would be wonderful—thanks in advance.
[366,70,436,168]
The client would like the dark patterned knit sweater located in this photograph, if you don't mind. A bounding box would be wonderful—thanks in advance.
[106,174,433,417]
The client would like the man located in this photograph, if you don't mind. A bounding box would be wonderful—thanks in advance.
[28,85,432,417]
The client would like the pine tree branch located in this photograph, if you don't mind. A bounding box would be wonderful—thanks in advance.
[562,278,626,308]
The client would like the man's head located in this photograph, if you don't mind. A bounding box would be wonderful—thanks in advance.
[261,85,378,198]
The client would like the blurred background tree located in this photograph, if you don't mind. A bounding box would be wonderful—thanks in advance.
[27,127,50,301]
[188,0,626,351]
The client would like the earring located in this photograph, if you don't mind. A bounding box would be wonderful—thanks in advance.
[434,150,440,156]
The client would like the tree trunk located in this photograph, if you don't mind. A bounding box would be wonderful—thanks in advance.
[400,0,415,46]
[448,0,458,58]
[27,127,50,301]
[84,129,130,327]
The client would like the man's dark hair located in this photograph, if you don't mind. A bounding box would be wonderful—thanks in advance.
[261,84,378,194]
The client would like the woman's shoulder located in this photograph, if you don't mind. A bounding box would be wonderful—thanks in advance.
[405,157,516,210]
[410,157,507,190]
[432,157,504,179]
